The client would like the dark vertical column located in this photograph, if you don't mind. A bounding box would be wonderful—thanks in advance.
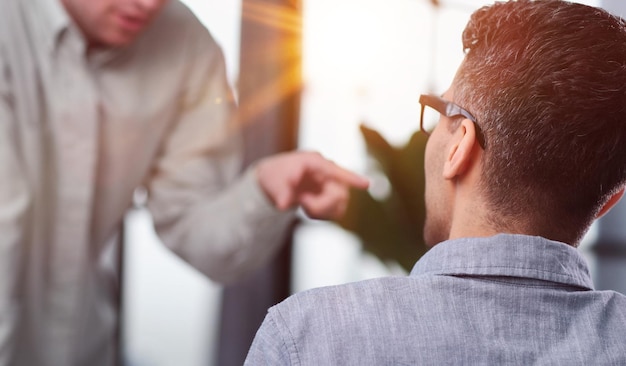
[216,0,302,365]
[589,0,626,296]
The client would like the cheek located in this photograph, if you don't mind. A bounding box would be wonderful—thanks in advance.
[423,132,449,214]
[424,132,444,179]
[423,139,440,217]
[88,5,113,32]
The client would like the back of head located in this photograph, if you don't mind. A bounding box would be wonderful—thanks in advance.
[453,0,626,245]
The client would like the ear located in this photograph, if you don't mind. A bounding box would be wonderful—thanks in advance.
[443,119,478,180]
[596,187,625,219]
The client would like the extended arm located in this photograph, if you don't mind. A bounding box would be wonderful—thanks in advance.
[145,20,367,284]
[144,25,289,283]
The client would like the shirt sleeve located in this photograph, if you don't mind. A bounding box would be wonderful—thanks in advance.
[0,49,30,366]
[144,18,295,284]
[245,309,295,366]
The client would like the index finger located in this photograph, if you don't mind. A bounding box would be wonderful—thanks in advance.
[311,157,370,190]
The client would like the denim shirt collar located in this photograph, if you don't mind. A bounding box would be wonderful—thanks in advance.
[410,234,594,290]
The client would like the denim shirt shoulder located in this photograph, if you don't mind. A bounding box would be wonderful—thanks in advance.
[245,235,626,365]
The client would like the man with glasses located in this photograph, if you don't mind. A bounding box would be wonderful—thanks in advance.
[246,1,626,364]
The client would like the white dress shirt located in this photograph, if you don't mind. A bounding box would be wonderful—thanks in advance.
[0,0,293,364]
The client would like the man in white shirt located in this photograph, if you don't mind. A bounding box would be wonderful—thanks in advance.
[0,0,368,364]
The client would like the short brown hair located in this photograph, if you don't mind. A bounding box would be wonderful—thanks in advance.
[454,0,626,245]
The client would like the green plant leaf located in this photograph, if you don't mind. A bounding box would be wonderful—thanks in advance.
[335,124,429,272]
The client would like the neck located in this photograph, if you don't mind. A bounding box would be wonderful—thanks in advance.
[444,145,500,240]
[447,195,500,240]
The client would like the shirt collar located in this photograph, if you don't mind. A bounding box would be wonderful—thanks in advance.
[29,0,72,53]
[29,0,129,64]
[410,234,594,290]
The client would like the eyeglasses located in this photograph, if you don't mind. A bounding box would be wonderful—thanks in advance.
[419,94,485,148]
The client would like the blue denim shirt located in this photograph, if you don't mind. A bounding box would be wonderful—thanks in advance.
[245,234,626,365]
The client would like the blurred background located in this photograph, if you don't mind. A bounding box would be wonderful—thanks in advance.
[121,0,626,365]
